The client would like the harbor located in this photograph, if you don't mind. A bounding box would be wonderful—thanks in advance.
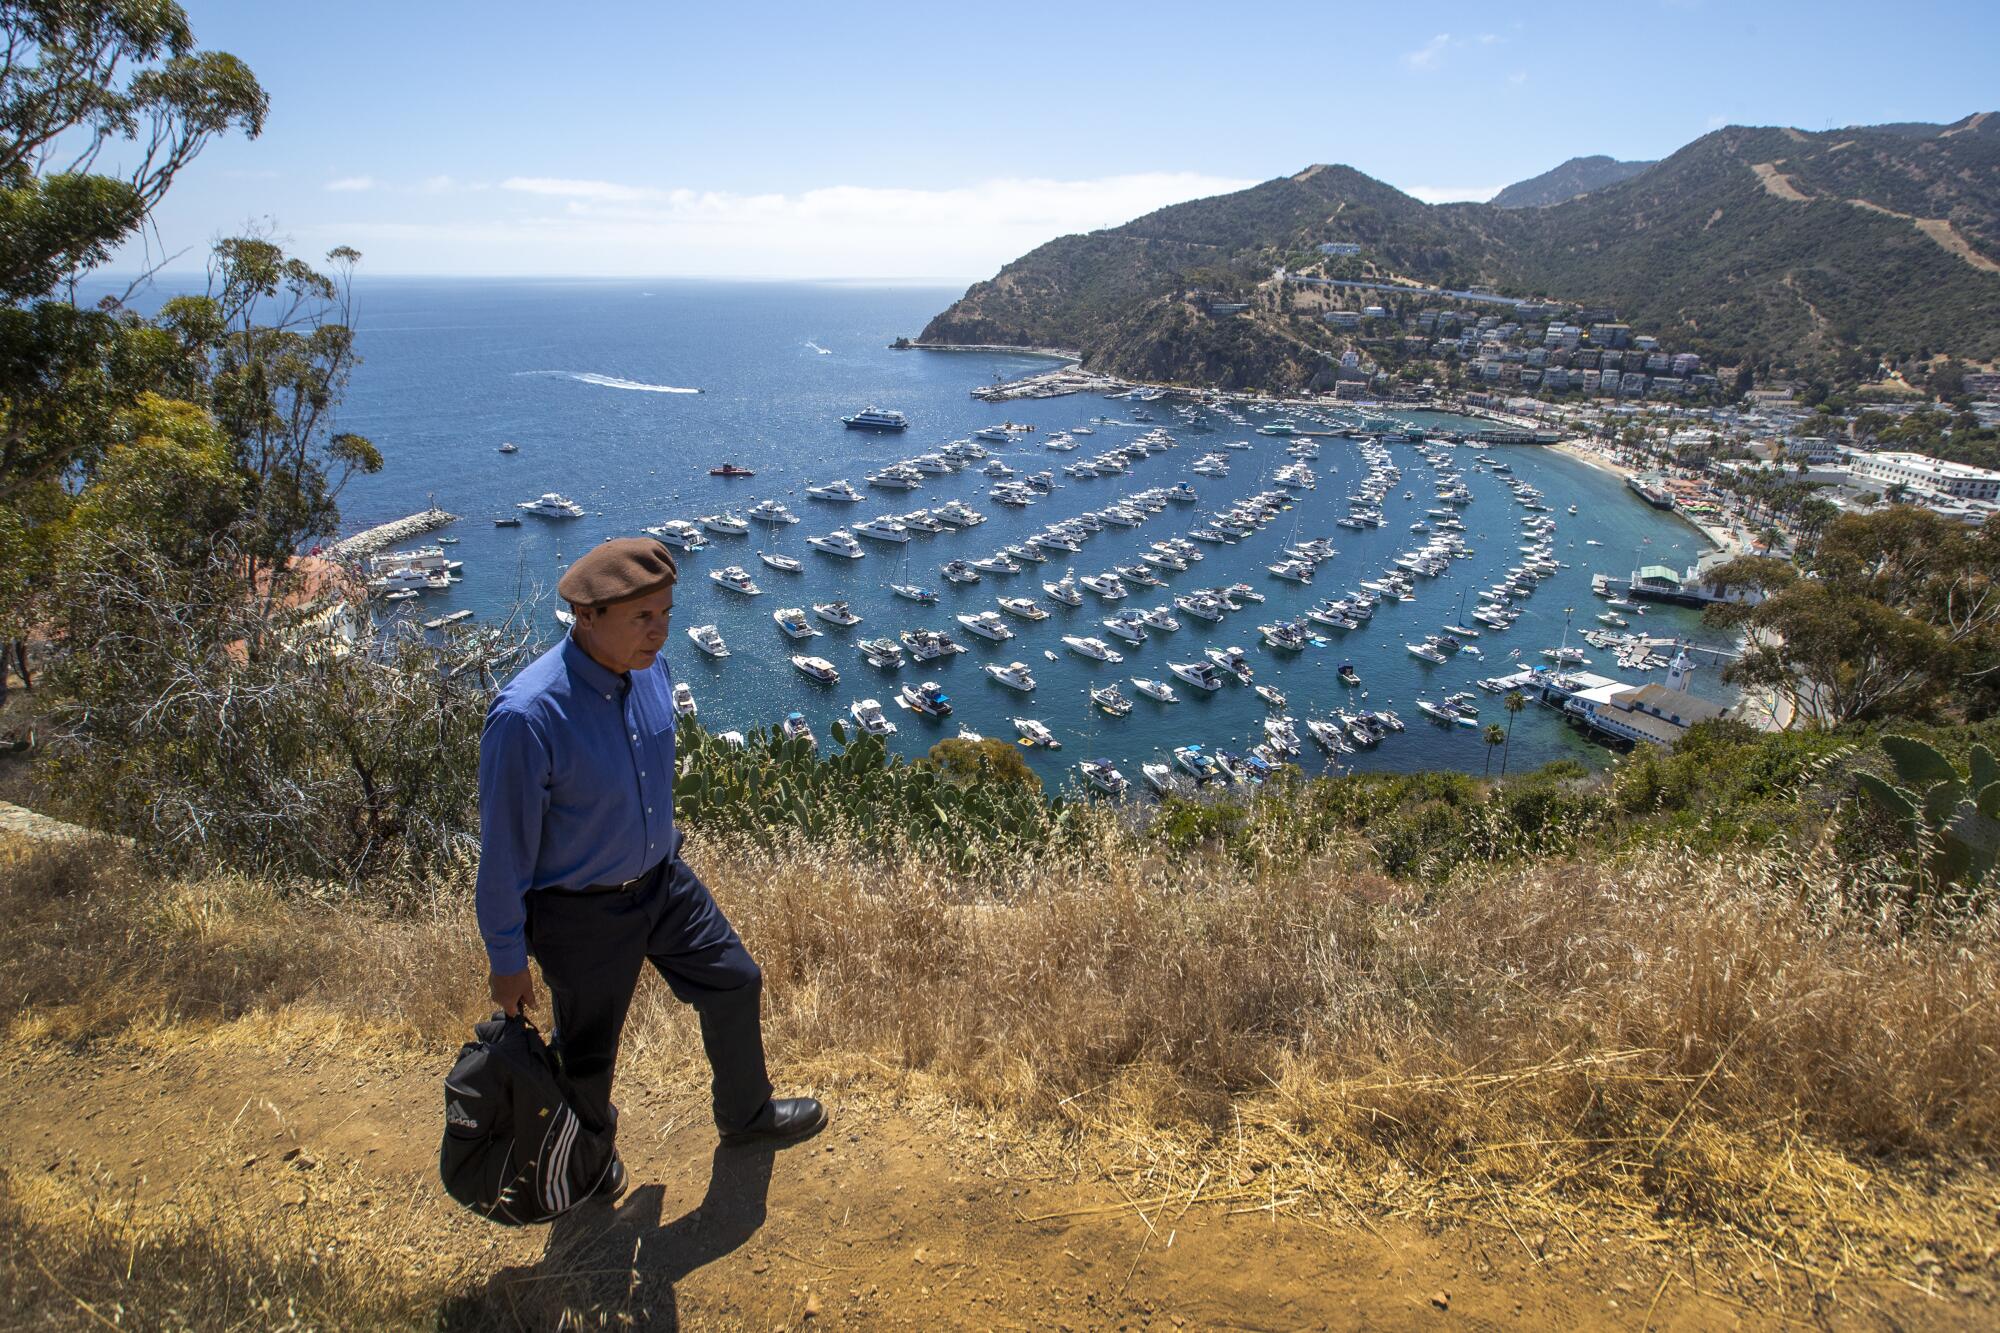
[331,504,458,558]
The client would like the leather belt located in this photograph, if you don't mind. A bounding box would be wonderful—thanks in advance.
[563,858,666,895]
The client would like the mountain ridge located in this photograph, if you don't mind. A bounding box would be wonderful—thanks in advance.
[1490,155,1657,208]
[921,115,2000,389]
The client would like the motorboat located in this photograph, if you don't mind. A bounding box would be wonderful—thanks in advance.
[1406,641,1448,664]
[1130,677,1179,703]
[773,607,819,639]
[1226,583,1265,604]
[806,530,866,559]
[940,560,981,584]
[1168,660,1225,692]
[805,479,865,503]
[493,515,523,527]
[780,712,816,750]
[709,565,760,595]
[814,600,863,626]
[671,681,697,718]
[1141,762,1177,796]
[1064,635,1124,664]
[1139,605,1180,632]
[792,654,840,684]
[699,511,749,536]
[686,623,730,657]
[868,469,922,491]
[1173,744,1225,783]
[1338,662,1362,686]
[1042,572,1083,606]
[646,519,708,550]
[1079,573,1128,601]
[970,552,1021,576]
[849,697,898,735]
[1204,646,1254,684]
[957,611,1013,641]
[998,596,1048,621]
[892,583,940,604]
[497,441,519,454]
[1091,683,1133,717]
[852,515,912,543]
[517,492,584,519]
[1306,719,1349,752]
[897,680,952,717]
[1078,759,1128,796]
[1102,615,1146,646]
[983,660,1037,691]
[1012,718,1060,749]
[709,462,755,477]
[747,499,799,524]
[1259,621,1309,651]
[900,628,966,660]
[758,550,804,573]
[858,637,906,669]
[1255,685,1287,710]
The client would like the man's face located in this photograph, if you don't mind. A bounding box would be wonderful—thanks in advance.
[574,585,674,672]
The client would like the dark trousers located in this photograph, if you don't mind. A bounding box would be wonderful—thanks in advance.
[525,844,772,1139]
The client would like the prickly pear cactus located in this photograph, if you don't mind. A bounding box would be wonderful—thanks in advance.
[1856,736,2000,894]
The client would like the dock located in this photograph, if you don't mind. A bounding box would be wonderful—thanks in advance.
[333,506,459,559]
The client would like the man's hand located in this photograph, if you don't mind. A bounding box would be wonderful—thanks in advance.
[490,968,536,1017]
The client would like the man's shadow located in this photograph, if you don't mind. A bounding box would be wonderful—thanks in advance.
[444,1144,777,1330]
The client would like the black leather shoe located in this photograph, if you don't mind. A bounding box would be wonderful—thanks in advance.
[720,1097,827,1146]
[591,1153,628,1203]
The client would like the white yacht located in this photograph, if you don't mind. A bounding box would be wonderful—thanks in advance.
[865,469,922,491]
[781,712,815,749]
[679,623,727,658]
[646,519,708,550]
[1102,616,1146,646]
[1042,572,1083,606]
[773,607,819,639]
[1091,683,1132,716]
[814,600,863,626]
[1079,759,1127,796]
[1012,718,1060,750]
[746,499,800,524]
[792,654,840,684]
[940,559,981,584]
[852,515,912,543]
[671,681,697,718]
[806,530,865,559]
[805,479,865,503]
[858,637,906,669]
[957,611,1013,642]
[970,552,1020,576]
[997,596,1048,621]
[900,628,966,661]
[758,550,803,573]
[518,492,584,519]
[897,680,952,717]
[849,697,898,735]
[1130,677,1179,703]
[983,661,1037,691]
[699,511,749,536]
[1063,635,1124,664]
[1168,660,1226,692]
[1079,573,1128,601]
[709,565,760,595]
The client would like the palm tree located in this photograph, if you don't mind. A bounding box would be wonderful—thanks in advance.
[1483,724,1506,775]
[1501,690,1527,775]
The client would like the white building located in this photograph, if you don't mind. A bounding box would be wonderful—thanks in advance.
[1849,451,2000,501]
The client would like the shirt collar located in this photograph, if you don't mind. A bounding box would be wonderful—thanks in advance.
[563,635,628,698]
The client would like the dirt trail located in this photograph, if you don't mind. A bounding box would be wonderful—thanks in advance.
[1749,162,1811,202]
[3,1031,1916,1330]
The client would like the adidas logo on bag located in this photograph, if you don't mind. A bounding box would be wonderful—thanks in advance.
[446,1098,478,1130]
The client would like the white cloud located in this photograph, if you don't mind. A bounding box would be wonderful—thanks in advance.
[1477,32,1502,45]
[1400,184,1505,205]
[1404,32,1451,70]
[324,175,377,192]
[1508,71,1530,87]
[316,171,1260,279]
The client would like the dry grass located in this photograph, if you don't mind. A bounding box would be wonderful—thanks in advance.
[3,820,1999,1315]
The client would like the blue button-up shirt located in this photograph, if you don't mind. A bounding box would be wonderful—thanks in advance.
[475,637,678,973]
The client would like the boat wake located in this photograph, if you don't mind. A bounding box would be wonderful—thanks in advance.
[521,371,702,394]
[804,340,832,355]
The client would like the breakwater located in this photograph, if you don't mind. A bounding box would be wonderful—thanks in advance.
[333,506,459,558]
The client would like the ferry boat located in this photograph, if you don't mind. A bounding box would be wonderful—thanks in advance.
[842,407,910,432]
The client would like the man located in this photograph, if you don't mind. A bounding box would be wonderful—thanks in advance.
[476,537,825,1201]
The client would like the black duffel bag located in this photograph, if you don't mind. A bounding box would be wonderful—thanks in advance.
[439,1013,616,1225]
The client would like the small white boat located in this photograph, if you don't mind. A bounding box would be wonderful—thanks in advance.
[892,583,939,604]
[758,550,804,573]
[1063,635,1124,664]
[857,637,905,669]
[1012,718,1060,750]
[710,565,761,595]
[897,680,952,717]
[806,530,866,559]
[805,479,865,503]
[699,511,749,536]
[1042,573,1083,606]
[998,596,1048,621]
[1168,660,1225,692]
[747,499,800,525]
[983,660,1037,691]
[686,623,730,657]
[792,654,840,684]
[1130,677,1179,703]
[773,607,819,639]
[671,681,697,718]
[957,611,1013,641]
[1078,758,1127,795]
[645,519,708,550]
[849,697,898,735]
[813,600,863,626]
[780,711,816,749]
[1091,683,1133,717]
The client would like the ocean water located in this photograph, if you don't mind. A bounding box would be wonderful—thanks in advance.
[123,276,1734,789]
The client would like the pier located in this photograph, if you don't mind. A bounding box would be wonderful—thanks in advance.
[333,505,459,559]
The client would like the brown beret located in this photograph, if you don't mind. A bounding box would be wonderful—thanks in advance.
[557,537,678,607]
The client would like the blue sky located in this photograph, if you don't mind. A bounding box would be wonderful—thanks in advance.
[120,0,1999,280]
